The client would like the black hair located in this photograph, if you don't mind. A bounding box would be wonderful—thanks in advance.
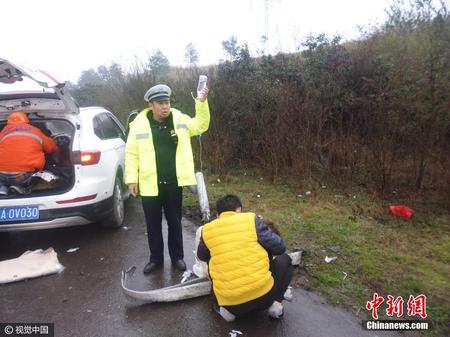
[216,194,242,215]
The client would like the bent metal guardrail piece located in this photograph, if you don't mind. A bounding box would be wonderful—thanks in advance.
[121,267,212,303]
[121,251,302,303]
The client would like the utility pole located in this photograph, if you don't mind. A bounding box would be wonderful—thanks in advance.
[250,0,282,55]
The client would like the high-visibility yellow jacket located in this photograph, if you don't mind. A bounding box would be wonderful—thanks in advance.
[125,99,210,196]
[202,212,274,306]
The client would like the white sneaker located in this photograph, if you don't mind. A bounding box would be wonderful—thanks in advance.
[268,301,284,319]
[283,286,293,302]
[219,307,236,322]
[9,185,30,195]
[0,185,8,195]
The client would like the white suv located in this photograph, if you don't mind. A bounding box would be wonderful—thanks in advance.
[0,58,127,231]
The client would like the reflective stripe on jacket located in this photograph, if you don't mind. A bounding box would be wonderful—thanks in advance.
[0,123,58,172]
[202,212,274,306]
[124,99,210,196]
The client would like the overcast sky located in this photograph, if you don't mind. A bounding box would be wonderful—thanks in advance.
[3,0,393,82]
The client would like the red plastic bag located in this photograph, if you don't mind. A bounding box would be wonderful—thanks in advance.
[389,205,415,219]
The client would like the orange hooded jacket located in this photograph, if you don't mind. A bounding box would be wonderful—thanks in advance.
[0,123,59,173]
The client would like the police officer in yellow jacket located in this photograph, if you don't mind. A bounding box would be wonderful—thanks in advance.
[197,194,293,321]
[125,84,210,274]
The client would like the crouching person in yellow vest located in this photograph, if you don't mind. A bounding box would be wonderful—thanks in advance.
[197,194,293,321]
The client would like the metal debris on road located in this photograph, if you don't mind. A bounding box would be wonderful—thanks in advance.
[121,268,211,303]
[229,330,243,337]
[289,251,302,266]
[122,254,302,303]
[181,270,193,283]
[325,256,337,263]
[66,248,79,253]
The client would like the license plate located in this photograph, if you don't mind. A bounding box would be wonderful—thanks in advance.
[0,205,39,222]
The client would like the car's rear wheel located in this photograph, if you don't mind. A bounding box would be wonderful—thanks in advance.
[103,177,124,228]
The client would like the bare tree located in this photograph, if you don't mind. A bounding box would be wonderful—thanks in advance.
[222,36,239,61]
[184,42,199,68]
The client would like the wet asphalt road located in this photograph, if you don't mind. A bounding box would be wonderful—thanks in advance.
[0,198,417,337]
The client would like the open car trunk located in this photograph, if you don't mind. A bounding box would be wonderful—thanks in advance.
[0,116,76,199]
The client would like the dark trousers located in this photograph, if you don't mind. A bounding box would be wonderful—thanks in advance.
[141,184,184,264]
[224,253,293,316]
[0,172,33,188]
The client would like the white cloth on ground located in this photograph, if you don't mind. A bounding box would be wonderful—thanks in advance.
[0,247,64,284]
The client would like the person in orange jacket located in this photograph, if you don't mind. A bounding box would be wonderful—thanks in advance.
[0,112,59,195]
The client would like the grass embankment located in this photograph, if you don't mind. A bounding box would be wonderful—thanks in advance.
[182,172,449,336]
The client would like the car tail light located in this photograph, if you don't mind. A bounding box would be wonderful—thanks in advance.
[56,194,97,204]
[73,151,101,165]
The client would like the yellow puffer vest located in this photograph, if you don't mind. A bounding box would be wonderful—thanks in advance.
[125,99,210,196]
[202,211,274,306]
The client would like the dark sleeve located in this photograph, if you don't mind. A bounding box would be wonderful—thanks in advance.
[197,235,211,263]
[255,215,285,255]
